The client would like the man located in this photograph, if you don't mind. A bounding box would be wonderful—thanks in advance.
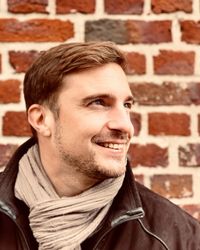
[0,41,199,250]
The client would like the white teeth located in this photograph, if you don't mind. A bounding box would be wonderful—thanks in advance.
[103,143,124,150]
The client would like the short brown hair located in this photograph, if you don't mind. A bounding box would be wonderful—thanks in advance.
[23,41,126,112]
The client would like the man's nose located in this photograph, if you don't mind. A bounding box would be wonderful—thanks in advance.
[106,107,134,137]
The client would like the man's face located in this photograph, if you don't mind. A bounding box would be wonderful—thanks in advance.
[52,63,134,181]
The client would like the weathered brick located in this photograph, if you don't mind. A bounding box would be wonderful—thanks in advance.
[151,174,193,199]
[181,21,200,44]
[130,112,141,136]
[8,0,48,13]
[126,20,172,43]
[0,80,21,103]
[105,0,144,14]
[182,204,200,221]
[85,19,172,44]
[56,0,95,14]
[151,0,192,14]
[0,144,18,167]
[125,52,146,75]
[9,50,40,73]
[154,50,195,75]
[129,82,191,105]
[179,144,200,167]
[148,113,190,136]
[128,144,168,167]
[0,19,74,42]
[85,19,128,44]
[3,111,31,136]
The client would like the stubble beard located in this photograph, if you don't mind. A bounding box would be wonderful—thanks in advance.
[54,129,127,182]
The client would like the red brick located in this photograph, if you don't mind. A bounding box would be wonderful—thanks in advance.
[0,144,18,167]
[3,111,31,136]
[0,19,74,42]
[151,0,192,14]
[128,144,168,167]
[85,20,172,44]
[154,50,194,75]
[179,144,200,167]
[0,80,20,103]
[105,0,144,14]
[126,20,172,44]
[181,21,200,44]
[56,0,95,14]
[125,52,146,75]
[9,50,40,73]
[8,0,48,13]
[130,82,191,105]
[130,112,141,136]
[148,113,190,136]
[151,174,193,199]
[181,204,200,221]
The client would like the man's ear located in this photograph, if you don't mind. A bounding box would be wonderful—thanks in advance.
[27,104,52,137]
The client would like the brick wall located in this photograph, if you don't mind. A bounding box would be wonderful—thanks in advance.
[0,0,200,220]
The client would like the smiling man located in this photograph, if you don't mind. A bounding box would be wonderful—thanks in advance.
[0,42,200,250]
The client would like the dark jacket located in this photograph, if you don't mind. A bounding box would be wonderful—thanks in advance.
[0,137,200,250]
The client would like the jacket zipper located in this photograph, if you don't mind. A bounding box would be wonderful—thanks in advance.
[93,207,169,250]
[0,206,30,250]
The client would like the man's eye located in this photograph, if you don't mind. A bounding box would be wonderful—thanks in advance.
[124,102,133,109]
[90,99,105,106]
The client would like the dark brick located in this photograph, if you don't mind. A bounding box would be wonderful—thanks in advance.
[85,19,128,44]
[188,82,200,105]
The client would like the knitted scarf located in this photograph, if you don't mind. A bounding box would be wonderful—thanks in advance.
[15,144,124,250]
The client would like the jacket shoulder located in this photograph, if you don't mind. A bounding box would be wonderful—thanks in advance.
[136,182,200,249]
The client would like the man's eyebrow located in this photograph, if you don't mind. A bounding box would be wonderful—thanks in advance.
[81,94,135,104]
[81,94,114,103]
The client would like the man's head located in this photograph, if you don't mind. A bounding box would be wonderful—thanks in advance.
[24,42,134,186]
[24,41,126,122]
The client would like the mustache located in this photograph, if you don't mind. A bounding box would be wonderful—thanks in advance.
[93,130,130,143]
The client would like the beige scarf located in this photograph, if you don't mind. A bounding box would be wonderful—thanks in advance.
[15,144,124,250]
